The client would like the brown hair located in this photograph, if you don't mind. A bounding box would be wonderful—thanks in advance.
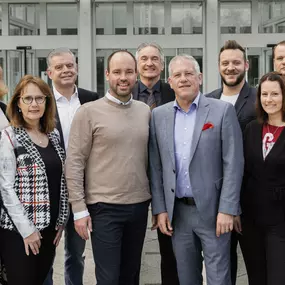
[219,40,246,62]
[6,75,56,133]
[107,50,137,72]
[273,40,285,60]
[256,72,285,123]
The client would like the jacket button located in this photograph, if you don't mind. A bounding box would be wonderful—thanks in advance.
[171,189,174,193]
[173,169,175,174]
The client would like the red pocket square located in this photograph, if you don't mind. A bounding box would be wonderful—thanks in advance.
[202,122,214,131]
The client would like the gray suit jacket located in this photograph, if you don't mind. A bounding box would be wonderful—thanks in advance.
[149,95,244,225]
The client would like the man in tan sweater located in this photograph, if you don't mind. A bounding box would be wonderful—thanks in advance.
[65,50,151,285]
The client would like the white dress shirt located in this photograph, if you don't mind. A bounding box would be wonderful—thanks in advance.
[53,86,81,151]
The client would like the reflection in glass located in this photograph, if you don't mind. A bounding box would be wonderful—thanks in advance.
[220,2,251,34]
[95,3,127,35]
[171,2,203,34]
[9,4,39,35]
[134,3,164,35]
[47,4,78,35]
[258,1,285,33]
[0,4,2,36]
[8,51,22,100]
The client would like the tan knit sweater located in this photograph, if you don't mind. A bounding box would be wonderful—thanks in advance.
[66,97,151,213]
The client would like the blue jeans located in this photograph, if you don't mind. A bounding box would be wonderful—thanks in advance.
[43,209,86,285]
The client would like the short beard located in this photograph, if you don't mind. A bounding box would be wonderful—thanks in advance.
[221,71,245,87]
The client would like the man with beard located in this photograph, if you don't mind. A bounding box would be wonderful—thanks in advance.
[273,41,285,76]
[66,50,151,285]
[206,40,256,285]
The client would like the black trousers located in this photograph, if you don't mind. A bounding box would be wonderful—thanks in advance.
[239,219,285,285]
[0,226,56,285]
[230,231,239,285]
[157,229,180,285]
[88,201,150,285]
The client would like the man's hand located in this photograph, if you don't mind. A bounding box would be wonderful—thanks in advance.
[151,215,158,231]
[23,231,42,256]
[157,212,173,236]
[74,216,92,240]
[216,213,234,237]
[233,216,242,234]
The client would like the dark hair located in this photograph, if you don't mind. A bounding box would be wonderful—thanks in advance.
[219,40,246,62]
[256,72,285,123]
[273,40,285,60]
[6,75,56,133]
[107,50,137,72]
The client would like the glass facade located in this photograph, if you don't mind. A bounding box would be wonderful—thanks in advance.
[47,4,78,35]
[220,2,251,34]
[171,2,203,34]
[258,0,285,33]
[9,4,40,35]
[95,3,127,35]
[133,2,165,35]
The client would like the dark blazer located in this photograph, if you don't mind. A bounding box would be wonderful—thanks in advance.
[241,120,285,226]
[206,82,256,133]
[0,101,6,115]
[55,87,99,149]
[132,80,175,106]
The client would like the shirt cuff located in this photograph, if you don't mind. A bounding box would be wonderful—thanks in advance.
[73,210,90,221]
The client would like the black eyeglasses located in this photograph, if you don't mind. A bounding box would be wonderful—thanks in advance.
[21,95,47,105]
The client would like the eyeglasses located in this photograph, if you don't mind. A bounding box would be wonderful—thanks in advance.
[21,95,47,105]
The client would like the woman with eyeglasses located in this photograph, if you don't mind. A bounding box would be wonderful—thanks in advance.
[0,75,69,285]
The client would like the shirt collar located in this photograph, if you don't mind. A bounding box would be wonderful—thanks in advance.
[173,92,201,112]
[53,85,78,101]
[105,91,133,106]
[139,80,161,93]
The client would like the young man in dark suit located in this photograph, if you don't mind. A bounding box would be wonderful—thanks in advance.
[206,40,256,285]
[44,47,98,285]
[133,43,178,285]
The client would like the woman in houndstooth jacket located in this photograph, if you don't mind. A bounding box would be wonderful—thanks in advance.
[0,75,69,285]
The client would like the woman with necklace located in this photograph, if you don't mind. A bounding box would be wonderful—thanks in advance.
[237,72,285,285]
[0,75,69,285]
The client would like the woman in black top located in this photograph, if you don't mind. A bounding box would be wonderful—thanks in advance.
[0,75,69,285]
[237,72,285,285]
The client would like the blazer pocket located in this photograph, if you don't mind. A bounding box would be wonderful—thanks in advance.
[214,177,223,190]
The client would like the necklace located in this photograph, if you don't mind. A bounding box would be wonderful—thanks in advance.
[267,123,280,137]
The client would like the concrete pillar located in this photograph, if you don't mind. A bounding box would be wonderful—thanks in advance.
[39,3,47,36]
[205,0,219,93]
[2,4,9,36]
[78,0,93,90]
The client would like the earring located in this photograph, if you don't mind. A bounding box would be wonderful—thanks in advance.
[18,108,22,113]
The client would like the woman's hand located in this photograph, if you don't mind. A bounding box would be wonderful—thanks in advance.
[233,216,242,234]
[53,226,64,247]
[23,231,42,256]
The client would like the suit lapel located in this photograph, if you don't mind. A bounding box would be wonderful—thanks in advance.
[235,82,249,116]
[189,96,210,164]
[165,105,176,169]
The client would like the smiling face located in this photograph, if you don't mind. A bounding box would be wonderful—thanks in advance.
[17,83,46,127]
[106,52,137,100]
[274,44,285,75]
[47,52,77,89]
[260,80,283,119]
[219,49,248,87]
[168,58,202,102]
[137,46,164,83]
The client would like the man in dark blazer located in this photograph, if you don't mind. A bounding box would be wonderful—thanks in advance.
[206,40,256,285]
[133,43,178,285]
[44,47,98,285]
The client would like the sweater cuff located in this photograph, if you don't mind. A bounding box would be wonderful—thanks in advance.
[74,210,90,221]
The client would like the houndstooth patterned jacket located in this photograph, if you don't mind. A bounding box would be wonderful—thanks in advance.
[0,126,69,238]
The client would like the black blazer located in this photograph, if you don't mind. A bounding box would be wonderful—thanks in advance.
[241,120,285,225]
[0,101,6,115]
[132,80,175,106]
[206,82,256,133]
[55,87,99,149]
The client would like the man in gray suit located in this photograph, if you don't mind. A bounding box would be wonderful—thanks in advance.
[149,54,244,285]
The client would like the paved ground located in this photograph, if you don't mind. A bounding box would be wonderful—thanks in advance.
[53,209,248,285]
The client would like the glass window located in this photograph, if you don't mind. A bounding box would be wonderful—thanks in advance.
[134,2,164,35]
[258,0,285,33]
[171,2,203,34]
[0,4,2,36]
[95,3,127,35]
[9,4,39,35]
[47,4,78,35]
[220,2,251,34]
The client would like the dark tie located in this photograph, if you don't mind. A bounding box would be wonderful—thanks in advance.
[147,89,156,110]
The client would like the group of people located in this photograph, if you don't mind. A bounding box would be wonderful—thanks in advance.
[0,39,284,285]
